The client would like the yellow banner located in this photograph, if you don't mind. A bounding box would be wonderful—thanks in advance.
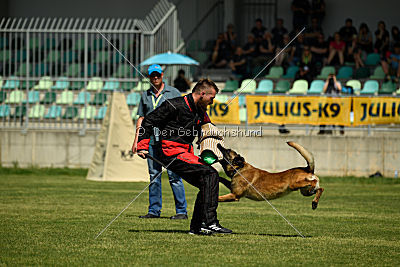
[207,97,240,124]
[353,97,400,125]
[246,95,352,126]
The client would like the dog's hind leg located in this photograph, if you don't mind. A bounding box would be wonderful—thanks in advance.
[218,193,239,202]
[219,176,231,190]
[312,187,324,210]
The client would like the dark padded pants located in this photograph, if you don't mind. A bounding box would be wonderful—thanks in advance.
[161,151,219,229]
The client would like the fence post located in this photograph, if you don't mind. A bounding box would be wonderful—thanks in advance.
[22,30,30,134]
[80,30,89,136]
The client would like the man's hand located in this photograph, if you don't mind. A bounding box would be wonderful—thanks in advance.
[131,142,137,154]
[137,150,149,159]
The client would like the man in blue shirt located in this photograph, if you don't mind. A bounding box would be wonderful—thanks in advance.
[132,64,187,219]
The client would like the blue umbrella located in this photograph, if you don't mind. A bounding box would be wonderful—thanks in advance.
[140,51,199,66]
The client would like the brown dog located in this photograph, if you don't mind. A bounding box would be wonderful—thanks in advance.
[217,142,324,209]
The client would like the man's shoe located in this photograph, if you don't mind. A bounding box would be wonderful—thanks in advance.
[201,222,233,234]
[170,214,188,220]
[139,213,160,219]
[188,228,213,236]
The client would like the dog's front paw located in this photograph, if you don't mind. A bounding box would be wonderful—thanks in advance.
[312,201,318,210]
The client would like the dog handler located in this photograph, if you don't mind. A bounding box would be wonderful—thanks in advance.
[132,64,188,220]
[136,78,232,235]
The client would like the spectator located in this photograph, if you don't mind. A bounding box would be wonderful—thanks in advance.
[327,32,345,65]
[347,35,364,69]
[319,74,343,135]
[173,69,191,93]
[305,17,324,44]
[357,23,373,55]
[275,34,296,66]
[211,33,231,68]
[229,46,247,78]
[243,34,258,67]
[291,0,310,30]
[297,46,315,83]
[381,42,400,83]
[339,18,357,47]
[310,0,325,24]
[271,18,288,47]
[391,26,400,49]
[374,21,390,55]
[310,33,328,66]
[292,33,307,66]
[254,32,275,67]
[224,23,237,52]
[251,18,267,43]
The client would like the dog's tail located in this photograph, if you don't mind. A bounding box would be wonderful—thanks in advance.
[287,141,315,174]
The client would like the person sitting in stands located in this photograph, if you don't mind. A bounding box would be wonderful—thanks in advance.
[254,32,275,67]
[292,33,307,66]
[327,32,346,65]
[357,23,373,56]
[271,18,288,47]
[390,26,400,50]
[174,69,191,93]
[243,34,258,69]
[339,18,357,47]
[310,33,328,66]
[305,17,324,44]
[347,35,364,69]
[224,23,237,53]
[229,46,247,78]
[374,21,390,56]
[275,34,296,67]
[381,42,400,83]
[211,33,231,68]
[295,46,315,84]
[251,18,267,44]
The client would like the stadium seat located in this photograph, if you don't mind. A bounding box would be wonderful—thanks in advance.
[90,92,108,105]
[28,104,45,119]
[51,77,69,90]
[370,66,385,80]
[317,66,335,79]
[70,81,85,91]
[379,81,396,94]
[346,80,362,92]
[12,50,27,63]
[95,106,107,120]
[214,94,229,103]
[33,76,53,90]
[73,91,91,105]
[92,39,105,50]
[44,50,61,63]
[0,50,11,62]
[21,80,36,90]
[86,77,103,91]
[102,79,120,91]
[12,105,26,118]
[73,38,85,51]
[360,80,379,95]
[56,91,74,105]
[111,52,125,64]
[365,53,381,66]
[121,82,135,91]
[85,64,99,76]
[336,66,353,79]
[354,67,370,79]
[113,64,131,78]
[187,39,202,52]
[79,106,97,120]
[33,63,50,77]
[5,90,25,104]
[40,91,57,105]
[63,64,81,77]
[131,106,139,120]
[238,79,256,93]
[255,79,273,94]
[94,51,111,64]
[44,105,62,119]
[222,80,238,92]
[308,80,325,94]
[29,37,40,50]
[23,90,40,104]
[0,91,6,103]
[273,80,291,93]
[265,66,284,79]
[15,63,31,76]
[0,104,10,118]
[62,106,78,119]
[282,66,299,79]
[43,38,57,50]
[0,77,3,88]
[63,51,78,63]
[288,79,308,94]
[134,80,151,91]
[126,92,141,106]
[251,65,267,77]
[2,77,20,90]
[239,107,247,122]
[191,51,209,65]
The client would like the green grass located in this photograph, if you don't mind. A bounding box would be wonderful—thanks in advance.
[1,168,400,266]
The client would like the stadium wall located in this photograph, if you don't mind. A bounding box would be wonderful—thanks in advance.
[1,129,399,177]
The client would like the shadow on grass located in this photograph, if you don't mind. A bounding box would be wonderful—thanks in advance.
[128,229,311,238]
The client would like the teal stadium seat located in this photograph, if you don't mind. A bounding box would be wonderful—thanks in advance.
[336,66,353,79]
[44,105,62,119]
[126,92,141,106]
[95,106,107,120]
[265,66,283,79]
[360,80,379,95]
[102,79,120,91]
[74,91,91,105]
[23,90,40,104]
[2,77,20,90]
[51,77,70,90]
[255,79,273,94]
[273,80,290,93]
[365,53,380,66]
[282,66,299,79]
[222,80,238,92]
[308,80,325,94]
[0,104,10,118]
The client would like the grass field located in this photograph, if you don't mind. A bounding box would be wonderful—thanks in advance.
[1,168,400,266]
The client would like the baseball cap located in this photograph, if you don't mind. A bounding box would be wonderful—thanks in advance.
[148,64,163,75]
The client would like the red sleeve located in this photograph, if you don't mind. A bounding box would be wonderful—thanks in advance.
[137,138,150,151]
[203,112,211,123]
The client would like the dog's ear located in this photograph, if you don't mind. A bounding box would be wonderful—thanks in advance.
[233,155,245,169]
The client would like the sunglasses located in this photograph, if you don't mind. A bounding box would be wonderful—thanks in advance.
[149,73,162,79]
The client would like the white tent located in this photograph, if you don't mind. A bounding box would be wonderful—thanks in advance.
[87,92,148,182]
